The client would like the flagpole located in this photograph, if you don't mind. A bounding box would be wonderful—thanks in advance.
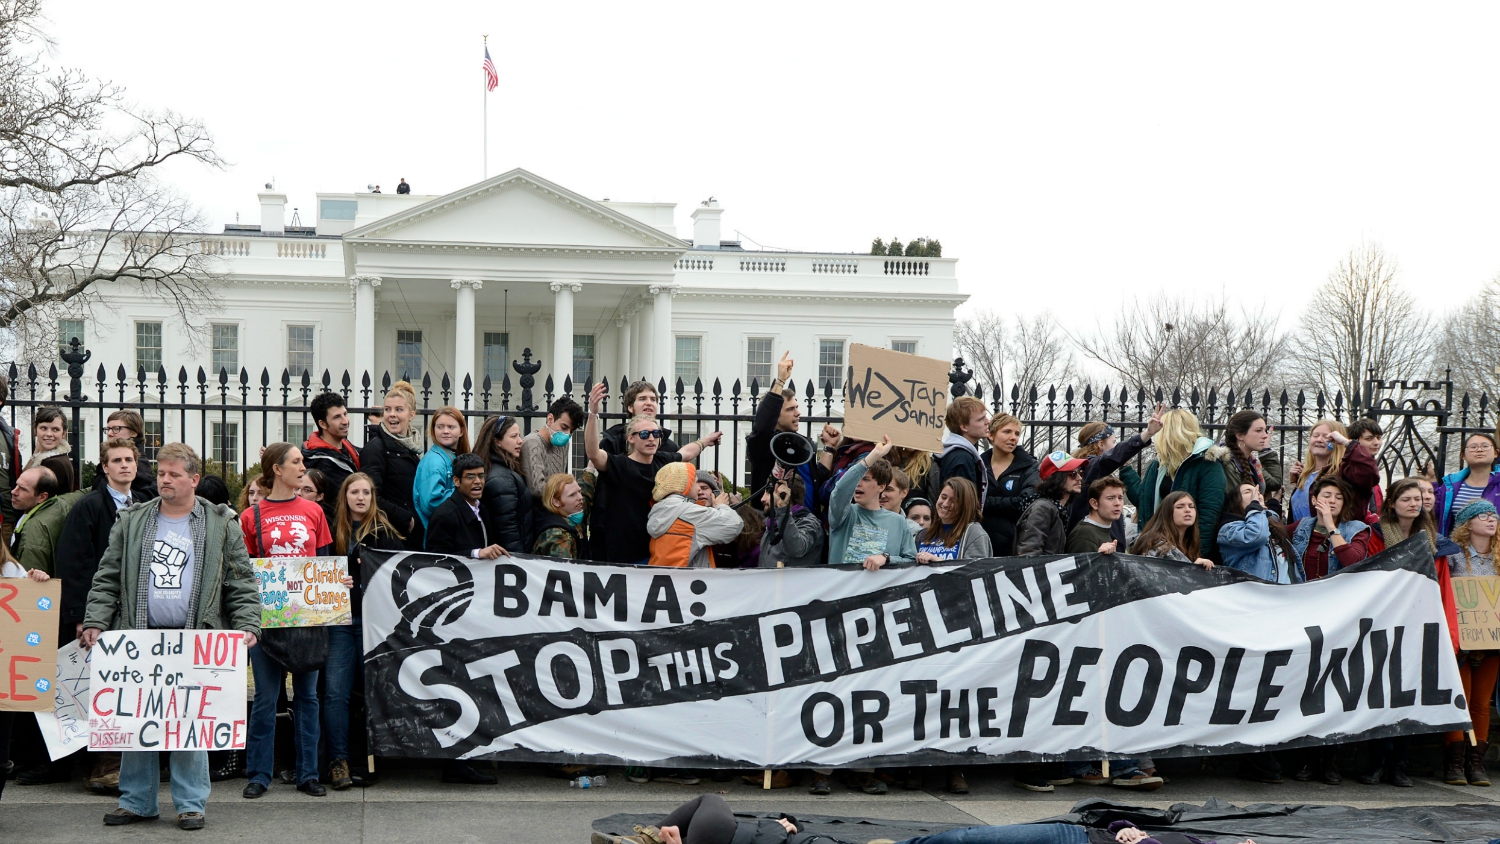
[483,34,488,180]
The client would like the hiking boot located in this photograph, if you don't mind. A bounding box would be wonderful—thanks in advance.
[808,774,831,795]
[859,773,888,795]
[1237,756,1283,784]
[1444,741,1468,785]
[330,759,353,791]
[1467,742,1491,787]
[85,754,122,795]
[177,812,205,831]
[103,807,158,825]
[631,825,666,844]
[947,770,969,794]
[1389,762,1414,788]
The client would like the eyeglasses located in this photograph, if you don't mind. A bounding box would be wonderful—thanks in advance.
[632,429,664,440]
[105,425,132,435]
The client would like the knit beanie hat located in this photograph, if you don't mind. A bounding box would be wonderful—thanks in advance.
[653,462,696,502]
[696,470,721,495]
[1454,499,1498,530]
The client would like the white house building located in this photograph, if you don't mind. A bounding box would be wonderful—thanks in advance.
[49,169,965,466]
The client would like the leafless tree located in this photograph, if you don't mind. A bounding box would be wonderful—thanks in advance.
[1435,273,1500,402]
[1287,243,1436,403]
[0,0,224,361]
[1072,293,1290,396]
[955,309,1076,401]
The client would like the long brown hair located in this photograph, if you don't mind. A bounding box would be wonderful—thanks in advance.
[334,472,404,550]
[1379,478,1438,551]
[428,406,471,455]
[921,477,980,548]
[474,414,522,476]
[1219,481,1296,563]
[1072,421,1110,459]
[1131,490,1200,559]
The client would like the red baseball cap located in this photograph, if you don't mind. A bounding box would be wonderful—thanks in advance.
[1039,451,1087,480]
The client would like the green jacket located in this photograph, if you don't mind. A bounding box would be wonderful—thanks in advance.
[82,497,261,636]
[1122,437,1231,560]
[13,490,84,576]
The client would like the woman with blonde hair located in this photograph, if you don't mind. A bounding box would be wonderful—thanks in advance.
[361,380,426,550]
[981,414,1038,555]
[1122,408,1230,560]
[1286,418,1378,523]
[1065,404,1165,547]
[412,406,471,531]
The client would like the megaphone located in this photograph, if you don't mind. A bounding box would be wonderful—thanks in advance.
[769,431,814,469]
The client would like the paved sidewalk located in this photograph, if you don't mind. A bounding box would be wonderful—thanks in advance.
[3,765,1498,843]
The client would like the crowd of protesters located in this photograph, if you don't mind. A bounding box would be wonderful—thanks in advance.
[0,348,1497,832]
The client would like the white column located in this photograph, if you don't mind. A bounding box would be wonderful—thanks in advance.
[551,281,582,388]
[615,316,631,383]
[650,284,678,387]
[451,279,482,398]
[349,275,381,386]
[638,298,655,381]
[528,312,551,384]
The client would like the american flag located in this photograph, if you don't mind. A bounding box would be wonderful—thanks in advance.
[483,47,498,92]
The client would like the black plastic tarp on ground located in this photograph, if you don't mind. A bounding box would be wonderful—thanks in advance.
[595,798,1500,844]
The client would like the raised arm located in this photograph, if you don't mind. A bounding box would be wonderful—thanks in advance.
[585,382,610,472]
[677,431,722,462]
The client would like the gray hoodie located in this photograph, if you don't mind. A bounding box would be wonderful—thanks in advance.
[760,506,824,567]
[645,494,745,568]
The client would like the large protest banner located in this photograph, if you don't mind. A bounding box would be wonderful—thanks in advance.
[88,630,249,751]
[253,556,352,628]
[1452,576,1500,650]
[842,343,949,453]
[361,537,1468,767]
[35,639,91,759]
[0,577,60,712]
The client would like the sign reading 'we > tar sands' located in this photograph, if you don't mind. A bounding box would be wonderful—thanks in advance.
[842,343,950,453]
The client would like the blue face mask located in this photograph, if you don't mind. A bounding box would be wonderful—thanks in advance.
[550,430,571,448]
[566,511,584,527]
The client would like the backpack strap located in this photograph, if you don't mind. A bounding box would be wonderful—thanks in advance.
[252,502,265,557]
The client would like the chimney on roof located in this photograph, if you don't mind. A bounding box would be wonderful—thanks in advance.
[258,191,286,234]
[691,198,722,250]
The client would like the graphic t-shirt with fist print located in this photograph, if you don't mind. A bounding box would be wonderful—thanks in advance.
[147,512,195,628]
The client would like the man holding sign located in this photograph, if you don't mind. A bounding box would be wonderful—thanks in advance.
[81,443,260,831]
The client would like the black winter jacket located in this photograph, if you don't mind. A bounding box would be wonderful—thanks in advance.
[90,457,159,501]
[361,425,423,549]
[426,494,489,557]
[981,448,1039,555]
[55,485,153,625]
[481,462,533,553]
[345,523,405,618]
[1065,433,1150,545]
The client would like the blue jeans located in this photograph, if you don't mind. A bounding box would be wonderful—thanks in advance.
[118,750,209,817]
[321,618,362,763]
[248,646,321,786]
[899,823,1087,844]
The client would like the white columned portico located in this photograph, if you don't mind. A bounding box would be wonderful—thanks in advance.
[350,275,381,383]
[650,284,679,385]
[551,281,582,388]
[451,278,482,395]
[615,316,631,383]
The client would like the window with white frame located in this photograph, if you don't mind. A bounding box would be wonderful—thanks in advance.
[818,339,845,390]
[58,318,85,357]
[287,324,315,377]
[572,335,595,386]
[674,336,701,384]
[396,330,423,381]
[891,340,918,355]
[211,421,240,466]
[136,322,162,375]
[286,420,309,447]
[141,417,163,464]
[212,324,239,375]
[746,337,774,388]
[483,332,509,385]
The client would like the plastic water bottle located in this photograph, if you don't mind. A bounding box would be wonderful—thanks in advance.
[569,775,607,788]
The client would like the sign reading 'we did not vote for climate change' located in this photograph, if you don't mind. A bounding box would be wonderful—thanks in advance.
[88,630,249,751]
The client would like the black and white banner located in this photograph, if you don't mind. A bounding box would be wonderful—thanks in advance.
[361,537,1470,767]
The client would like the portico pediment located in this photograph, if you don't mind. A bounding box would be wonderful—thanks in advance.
[341,169,688,253]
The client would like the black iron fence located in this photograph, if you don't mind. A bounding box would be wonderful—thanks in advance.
[31,341,1498,491]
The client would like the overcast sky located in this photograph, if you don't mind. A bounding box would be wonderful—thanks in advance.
[46,0,1500,328]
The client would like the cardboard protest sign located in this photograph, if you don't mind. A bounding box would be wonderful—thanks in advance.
[35,639,91,759]
[88,629,248,751]
[842,343,949,453]
[1453,576,1500,650]
[0,578,60,712]
[253,556,351,628]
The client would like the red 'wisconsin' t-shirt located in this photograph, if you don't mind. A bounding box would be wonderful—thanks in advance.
[240,497,332,557]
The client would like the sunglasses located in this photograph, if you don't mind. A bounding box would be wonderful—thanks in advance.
[632,429,664,440]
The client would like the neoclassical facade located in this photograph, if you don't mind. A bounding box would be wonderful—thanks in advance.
[63,169,967,410]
